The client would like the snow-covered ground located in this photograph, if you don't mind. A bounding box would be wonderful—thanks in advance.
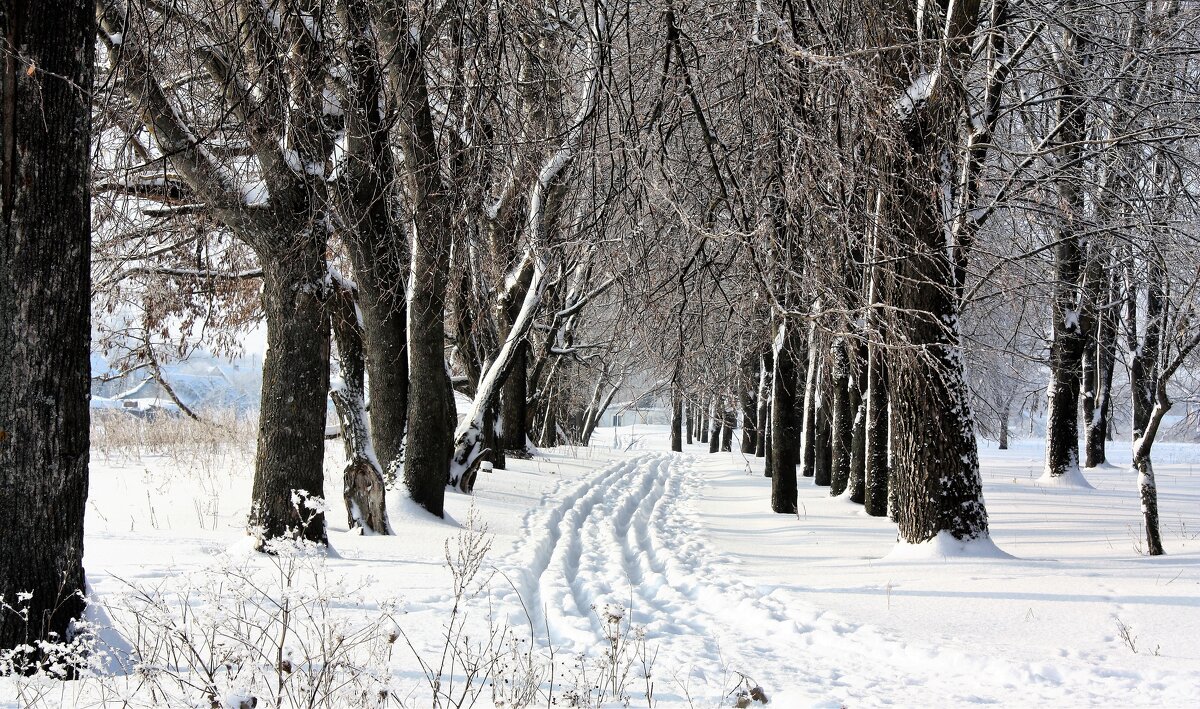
[5,424,1200,707]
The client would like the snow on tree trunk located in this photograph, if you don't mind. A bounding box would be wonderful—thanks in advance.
[1134,454,1165,556]
[0,0,92,657]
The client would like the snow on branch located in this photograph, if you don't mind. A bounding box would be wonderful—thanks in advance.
[449,251,547,489]
[892,70,940,122]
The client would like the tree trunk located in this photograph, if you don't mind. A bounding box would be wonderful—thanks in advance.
[800,322,820,478]
[863,343,889,517]
[813,392,832,487]
[848,371,866,505]
[886,78,990,543]
[501,343,529,453]
[708,399,720,453]
[403,214,453,514]
[329,281,389,534]
[998,400,1010,451]
[829,338,853,496]
[770,318,801,513]
[763,426,774,478]
[378,3,454,516]
[699,404,710,443]
[1085,267,1117,467]
[741,363,758,453]
[328,0,411,484]
[720,403,735,452]
[685,400,694,445]
[538,386,558,448]
[1127,251,1163,446]
[755,350,772,458]
[670,385,683,452]
[0,0,92,657]
[485,395,505,470]
[250,253,331,545]
[1042,18,1089,482]
[1134,454,1165,556]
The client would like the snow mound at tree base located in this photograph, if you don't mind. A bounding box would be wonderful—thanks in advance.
[1035,465,1096,489]
[883,530,1014,560]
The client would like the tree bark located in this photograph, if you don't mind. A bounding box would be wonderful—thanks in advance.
[1084,264,1117,467]
[500,343,529,453]
[886,90,990,542]
[250,253,331,545]
[813,391,832,487]
[1134,453,1165,556]
[377,3,455,516]
[0,0,92,657]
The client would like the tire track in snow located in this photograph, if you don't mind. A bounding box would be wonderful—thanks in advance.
[492,451,1200,705]
[493,451,819,695]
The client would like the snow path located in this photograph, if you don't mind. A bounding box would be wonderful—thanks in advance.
[487,450,1200,706]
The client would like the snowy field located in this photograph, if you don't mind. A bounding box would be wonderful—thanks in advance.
[4,423,1200,707]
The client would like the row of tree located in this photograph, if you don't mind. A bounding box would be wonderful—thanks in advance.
[633,0,1200,562]
[3,0,1199,665]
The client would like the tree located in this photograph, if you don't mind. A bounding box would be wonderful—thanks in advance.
[0,0,93,659]
[98,0,333,543]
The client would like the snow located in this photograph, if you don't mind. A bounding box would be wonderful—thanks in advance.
[893,70,939,120]
[4,429,1200,706]
[240,179,269,207]
[1036,461,1097,489]
[884,529,1014,560]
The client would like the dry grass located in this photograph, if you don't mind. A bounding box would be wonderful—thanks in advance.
[91,408,257,471]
